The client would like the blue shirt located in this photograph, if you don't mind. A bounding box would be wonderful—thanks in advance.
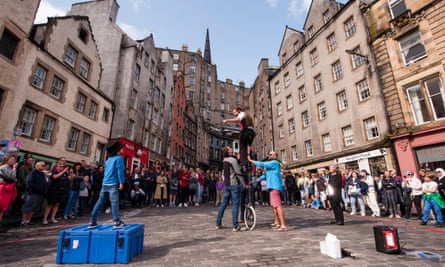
[103,155,125,185]
[253,160,283,192]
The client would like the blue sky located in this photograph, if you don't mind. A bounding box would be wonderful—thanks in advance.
[35,0,344,87]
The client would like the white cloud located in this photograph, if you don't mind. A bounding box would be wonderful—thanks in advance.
[126,0,151,11]
[266,0,280,8]
[288,0,311,18]
[34,0,67,24]
[119,22,151,40]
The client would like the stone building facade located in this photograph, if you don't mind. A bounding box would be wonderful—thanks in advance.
[68,0,173,171]
[0,0,113,164]
[269,0,393,176]
[364,0,445,175]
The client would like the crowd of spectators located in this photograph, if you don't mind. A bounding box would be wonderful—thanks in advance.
[1,149,444,232]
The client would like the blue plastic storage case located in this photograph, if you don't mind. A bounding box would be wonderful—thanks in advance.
[56,224,144,264]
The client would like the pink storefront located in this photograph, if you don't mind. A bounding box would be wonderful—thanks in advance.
[391,125,445,176]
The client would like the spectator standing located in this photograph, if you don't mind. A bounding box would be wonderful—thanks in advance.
[43,160,71,223]
[215,173,224,206]
[14,153,33,215]
[436,168,445,215]
[154,170,168,207]
[63,163,84,219]
[285,171,297,206]
[89,165,103,210]
[178,166,190,207]
[404,170,423,220]
[0,155,18,232]
[168,167,179,207]
[382,171,401,218]
[88,141,126,229]
[77,175,90,217]
[22,161,47,226]
[347,170,366,216]
[361,170,380,217]
[207,171,217,205]
[420,173,444,227]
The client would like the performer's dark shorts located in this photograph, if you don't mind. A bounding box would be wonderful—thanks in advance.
[240,128,256,145]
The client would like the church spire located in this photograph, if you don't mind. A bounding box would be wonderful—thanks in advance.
[204,28,211,64]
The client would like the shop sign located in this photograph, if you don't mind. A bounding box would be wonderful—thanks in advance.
[415,144,445,164]
[336,148,385,164]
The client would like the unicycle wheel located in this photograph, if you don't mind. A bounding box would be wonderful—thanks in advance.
[244,206,256,231]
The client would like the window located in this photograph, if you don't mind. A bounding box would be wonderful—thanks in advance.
[190,77,195,86]
[188,90,194,100]
[152,109,159,125]
[143,129,149,147]
[76,93,86,112]
[78,27,88,43]
[294,41,300,52]
[305,140,313,157]
[389,0,407,18]
[323,10,331,23]
[279,124,284,138]
[145,102,152,118]
[342,125,354,146]
[102,108,110,122]
[322,134,332,152]
[302,111,309,128]
[67,128,80,150]
[296,62,303,78]
[407,84,430,124]
[312,75,322,94]
[344,17,356,38]
[332,60,343,81]
[351,47,365,68]
[190,66,195,73]
[357,79,371,101]
[281,149,287,164]
[148,79,154,95]
[133,63,140,81]
[337,90,348,111]
[308,26,315,38]
[0,28,19,60]
[288,118,295,133]
[126,119,135,139]
[291,145,298,161]
[284,72,291,87]
[143,52,150,67]
[19,107,37,137]
[64,46,77,67]
[50,76,64,99]
[299,85,306,102]
[285,95,293,110]
[399,31,426,65]
[155,87,160,103]
[274,82,281,94]
[130,89,138,109]
[327,33,337,52]
[80,133,91,154]
[425,76,445,120]
[39,116,55,142]
[277,102,283,116]
[318,102,327,120]
[88,101,97,119]
[310,48,319,65]
[31,65,47,89]
[173,64,178,71]
[79,58,90,79]
[364,117,379,140]
[173,53,179,60]
[149,59,155,74]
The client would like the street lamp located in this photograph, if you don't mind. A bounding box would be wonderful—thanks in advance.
[345,49,369,64]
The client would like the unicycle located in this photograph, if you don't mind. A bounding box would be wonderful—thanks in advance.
[243,177,257,231]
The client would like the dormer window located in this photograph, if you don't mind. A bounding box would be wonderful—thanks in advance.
[78,27,88,43]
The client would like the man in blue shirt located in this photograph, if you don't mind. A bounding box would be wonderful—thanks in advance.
[89,141,126,228]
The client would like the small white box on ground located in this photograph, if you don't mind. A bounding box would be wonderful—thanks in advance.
[320,233,342,259]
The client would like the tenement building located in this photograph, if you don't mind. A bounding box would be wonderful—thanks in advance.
[68,0,174,171]
[1,0,113,164]
[269,0,394,175]
[364,0,445,174]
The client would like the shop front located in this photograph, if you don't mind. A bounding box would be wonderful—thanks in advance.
[392,125,445,175]
[334,148,388,177]
[113,138,149,172]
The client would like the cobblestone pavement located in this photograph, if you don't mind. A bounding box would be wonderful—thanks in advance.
[1,204,444,266]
